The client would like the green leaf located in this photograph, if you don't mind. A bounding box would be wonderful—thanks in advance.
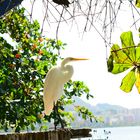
[39,125,48,131]
[135,69,140,93]
[136,0,140,8]
[15,125,20,132]
[111,44,132,64]
[107,54,113,72]
[27,115,36,122]
[111,63,132,74]
[120,31,135,61]
[31,123,35,130]
[120,68,136,93]
[136,44,140,63]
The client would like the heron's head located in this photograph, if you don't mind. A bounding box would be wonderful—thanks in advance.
[69,57,89,61]
[61,57,89,67]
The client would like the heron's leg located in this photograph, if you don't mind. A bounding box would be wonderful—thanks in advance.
[53,102,65,129]
[55,104,64,129]
[53,102,57,130]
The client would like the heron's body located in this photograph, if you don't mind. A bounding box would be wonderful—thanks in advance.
[43,57,88,115]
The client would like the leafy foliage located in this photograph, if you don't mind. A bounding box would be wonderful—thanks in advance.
[107,31,140,93]
[0,7,62,132]
[0,8,95,132]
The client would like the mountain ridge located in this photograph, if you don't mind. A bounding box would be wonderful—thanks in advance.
[67,97,140,128]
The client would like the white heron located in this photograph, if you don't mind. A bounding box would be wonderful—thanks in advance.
[43,57,88,116]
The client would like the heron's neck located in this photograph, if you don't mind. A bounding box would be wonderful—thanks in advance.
[61,59,69,68]
[60,64,74,83]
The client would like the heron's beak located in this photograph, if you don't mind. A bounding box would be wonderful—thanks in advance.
[71,57,89,61]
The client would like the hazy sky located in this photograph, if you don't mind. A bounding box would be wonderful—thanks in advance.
[22,0,140,109]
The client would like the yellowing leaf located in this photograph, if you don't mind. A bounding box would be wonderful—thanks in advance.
[120,68,136,93]
[111,63,132,74]
[111,44,132,64]
[136,0,140,8]
[135,70,140,93]
[136,44,140,63]
[120,31,135,61]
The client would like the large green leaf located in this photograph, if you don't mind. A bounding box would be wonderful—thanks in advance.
[111,44,132,64]
[120,68,136,93]
[120,31,135,61]
[108,31,140,94]
[111,63,132,74]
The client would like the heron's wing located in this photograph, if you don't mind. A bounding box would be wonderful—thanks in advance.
[43,66,64,115]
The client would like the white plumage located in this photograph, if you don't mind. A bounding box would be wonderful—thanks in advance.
[43,57,88,115]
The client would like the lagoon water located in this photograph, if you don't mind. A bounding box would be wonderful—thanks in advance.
[72,126,140,140]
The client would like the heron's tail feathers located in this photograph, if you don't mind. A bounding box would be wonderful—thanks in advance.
[44,103,54,116]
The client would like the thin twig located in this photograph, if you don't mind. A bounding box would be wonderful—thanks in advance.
[130,1,137,30]
[129,1,140,28]
[41,0,49,34]
[56,7,64,40]
[30,0,36,22]
[111,45,138,53]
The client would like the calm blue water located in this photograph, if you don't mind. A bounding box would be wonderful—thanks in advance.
[72,126,140,140]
